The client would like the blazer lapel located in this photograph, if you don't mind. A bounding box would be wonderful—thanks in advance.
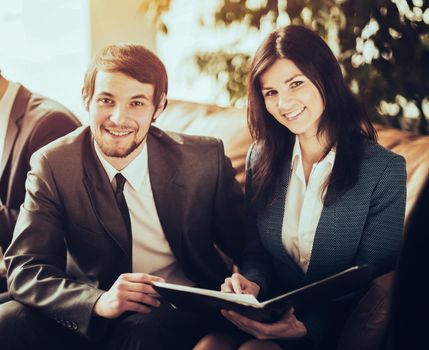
[306,182,368,282]
[0,85,30,178]
[81,129,132,262]
[258,160,305,282]
[147,130,186,264]
[305,200,337,283]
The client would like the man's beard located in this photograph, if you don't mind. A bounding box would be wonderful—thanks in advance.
[95,131,146,158]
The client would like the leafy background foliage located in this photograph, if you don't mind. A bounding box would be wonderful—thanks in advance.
[142,0,429,134]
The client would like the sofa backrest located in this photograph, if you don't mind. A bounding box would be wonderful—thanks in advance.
[375,125,429,230]
[156,100,251,187]
[157,99,429,230]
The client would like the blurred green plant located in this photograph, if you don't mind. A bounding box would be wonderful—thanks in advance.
[195,51,252,106]
[143,0,429,134]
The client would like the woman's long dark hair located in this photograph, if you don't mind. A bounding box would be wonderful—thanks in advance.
[248,25,376,207]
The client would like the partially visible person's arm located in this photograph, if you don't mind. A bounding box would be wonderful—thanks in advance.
[0,111,80,249]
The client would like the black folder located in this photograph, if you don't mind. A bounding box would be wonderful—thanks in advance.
[153,265,371,322]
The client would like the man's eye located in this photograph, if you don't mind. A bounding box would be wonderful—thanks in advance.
[131,101,144,107]
[290,81,303,88]
[97,98,113,104]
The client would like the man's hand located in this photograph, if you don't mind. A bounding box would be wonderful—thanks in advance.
[93,273,164,319]
[221,273,260,297]
[221,307,307,340]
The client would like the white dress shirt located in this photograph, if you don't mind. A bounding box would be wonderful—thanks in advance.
[0,81,20,166]
[95,141,194,286]
[282,136,336,272]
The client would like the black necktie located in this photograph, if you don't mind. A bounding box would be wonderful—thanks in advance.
[114,173,131,236]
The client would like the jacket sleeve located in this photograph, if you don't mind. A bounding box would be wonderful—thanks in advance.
[0,111,80,250]
[5,151,104,339]
[0,206,18,250]
[355,154,406,278]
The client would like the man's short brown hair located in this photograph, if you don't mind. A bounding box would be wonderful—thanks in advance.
[82,44,168,109]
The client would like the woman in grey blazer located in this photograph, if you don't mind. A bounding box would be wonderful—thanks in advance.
[195,25,406,350]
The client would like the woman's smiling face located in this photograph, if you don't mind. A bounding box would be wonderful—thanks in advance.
[260,58,325,140]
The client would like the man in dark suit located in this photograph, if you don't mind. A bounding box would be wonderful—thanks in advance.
[0,45,244,349]
[0,70,80,291]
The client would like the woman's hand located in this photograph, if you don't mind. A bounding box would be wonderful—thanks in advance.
[221,273,260,297]
[221,307,307,340]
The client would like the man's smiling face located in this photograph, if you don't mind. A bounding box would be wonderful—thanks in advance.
[89,70,162,169]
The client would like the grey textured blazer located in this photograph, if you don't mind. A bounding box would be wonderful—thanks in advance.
[5,126,245,338]
[241,140,406,347]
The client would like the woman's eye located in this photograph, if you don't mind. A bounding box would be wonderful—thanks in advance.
[264,90,277,97]
[290,81,303,88]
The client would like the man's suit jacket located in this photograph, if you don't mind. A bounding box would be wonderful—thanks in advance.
[0,84,80,249]
[241,140,407,347]
[5,126,245,337]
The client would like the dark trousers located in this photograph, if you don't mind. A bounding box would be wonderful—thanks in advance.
[0,300,236,350]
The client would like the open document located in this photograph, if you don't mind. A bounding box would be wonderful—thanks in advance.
[153,265,371,322]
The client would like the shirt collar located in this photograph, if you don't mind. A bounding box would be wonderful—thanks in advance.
[94,140,148,192]
[0,81,20,118]
[291,136,336,169]
[291,136,302,169]
[324,147,336,167]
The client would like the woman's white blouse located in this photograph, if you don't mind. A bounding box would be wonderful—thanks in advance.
[281,137,336,272]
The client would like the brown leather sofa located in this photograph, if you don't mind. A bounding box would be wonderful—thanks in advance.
[156,99,429,350]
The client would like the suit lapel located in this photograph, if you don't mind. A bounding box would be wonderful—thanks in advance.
[0,85,30,178]
[81,129,132,262]
[147,129,186,264]
[306,182,367,282]
[81,127,187,266]
[259,160,305,282]
[305,199,337,283]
